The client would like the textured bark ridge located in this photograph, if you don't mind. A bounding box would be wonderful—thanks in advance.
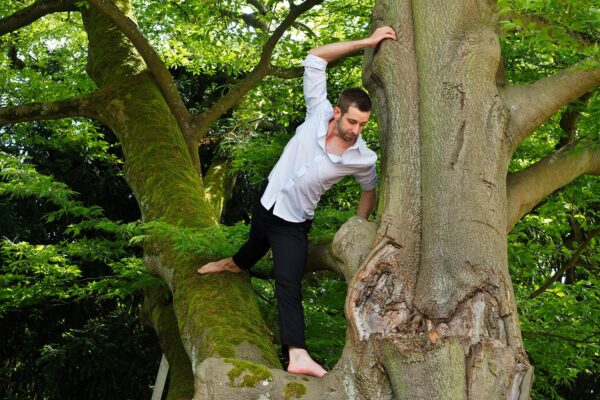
[348,0,534,398]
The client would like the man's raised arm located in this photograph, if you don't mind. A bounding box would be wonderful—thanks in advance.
[309,26,397,63]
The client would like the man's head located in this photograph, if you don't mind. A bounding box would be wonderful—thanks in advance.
[333,88,372,143]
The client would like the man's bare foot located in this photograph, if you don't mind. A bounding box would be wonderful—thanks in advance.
[287,347,327,378]
[197,257,242,274]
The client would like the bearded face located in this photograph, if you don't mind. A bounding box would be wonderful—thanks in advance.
[333,105,371,143]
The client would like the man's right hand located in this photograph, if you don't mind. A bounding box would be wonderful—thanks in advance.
[365,26,397,47]
[308,26,397,63]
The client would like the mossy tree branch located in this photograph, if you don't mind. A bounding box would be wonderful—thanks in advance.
[506,140,600,230]
[191,0,325,142]
[0,91,109,126]
[86,0,193,144]
[203,159,235,221]
[501,62,600,152]
[0,0,76,36]
[141,286,195,400]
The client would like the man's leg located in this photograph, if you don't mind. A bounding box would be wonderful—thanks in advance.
[268,222,326,377]
[198,204,270,274]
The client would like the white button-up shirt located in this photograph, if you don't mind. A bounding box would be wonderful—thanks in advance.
[260,54,377,222]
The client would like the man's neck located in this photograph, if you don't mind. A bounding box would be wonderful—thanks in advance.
[326,121,355,156]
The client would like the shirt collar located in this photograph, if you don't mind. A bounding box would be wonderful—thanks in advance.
[318,115,364,156]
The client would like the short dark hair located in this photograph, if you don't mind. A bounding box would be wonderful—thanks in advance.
[336,87,372,114]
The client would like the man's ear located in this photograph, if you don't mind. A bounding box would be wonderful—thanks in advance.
[333,106,342,120]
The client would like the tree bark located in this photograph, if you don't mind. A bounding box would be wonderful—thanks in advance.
[353,0,535,398]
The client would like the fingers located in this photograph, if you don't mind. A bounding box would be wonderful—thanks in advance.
[370,26,397,45]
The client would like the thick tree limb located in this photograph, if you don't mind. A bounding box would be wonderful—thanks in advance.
[0,0,76,36]
[506,140,600,230]
[529,228,600,299]
[192,0,324,142]
[0,92,107,126]
[501,63,600,151]
[87,0,193,142]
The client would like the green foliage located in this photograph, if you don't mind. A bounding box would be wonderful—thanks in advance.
[2,0,599,398]
[141,219,250,259]
[509,182,600,399]
[36,307,160,400]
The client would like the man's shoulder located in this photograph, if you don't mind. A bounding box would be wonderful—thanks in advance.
[357,138,378,164]
[303,54,328,71]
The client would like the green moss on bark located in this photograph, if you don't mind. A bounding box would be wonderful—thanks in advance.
[174,271,281,368]
[82,0,145,88]
[284,382,307,399]
[101,72,217,227]
[225,359,273,387]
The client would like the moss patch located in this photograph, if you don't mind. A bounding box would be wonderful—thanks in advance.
[284,382,307,399]
[225,359,273,387]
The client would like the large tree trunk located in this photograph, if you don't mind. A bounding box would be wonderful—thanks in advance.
[349,0,533,398]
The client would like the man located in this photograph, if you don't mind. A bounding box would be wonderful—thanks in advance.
[198,26,397,378]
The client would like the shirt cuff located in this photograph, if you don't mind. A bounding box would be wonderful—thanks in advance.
[302,54,328,71]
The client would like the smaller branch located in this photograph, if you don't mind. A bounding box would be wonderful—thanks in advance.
[87,0,193,141]
[501,62,600,151]
[218,9,268,32]
[502,12,599,47]
[191,0,324,141]
[292,21,316,38]
[0,0,76,36]
[7,46,25,70]
[521,330,600,344]
[0,91,108,126]
[267,57,353,80]
[253,286,275,305]
[556,92,592,149]
[268,65,304,79]
[529,228,600,299]
[506,140,600,230]
[246,0,268,15]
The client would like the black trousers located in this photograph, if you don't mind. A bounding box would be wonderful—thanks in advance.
[233,202,313,350]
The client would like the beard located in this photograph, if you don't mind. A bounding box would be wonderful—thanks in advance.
[336,120,357,143]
